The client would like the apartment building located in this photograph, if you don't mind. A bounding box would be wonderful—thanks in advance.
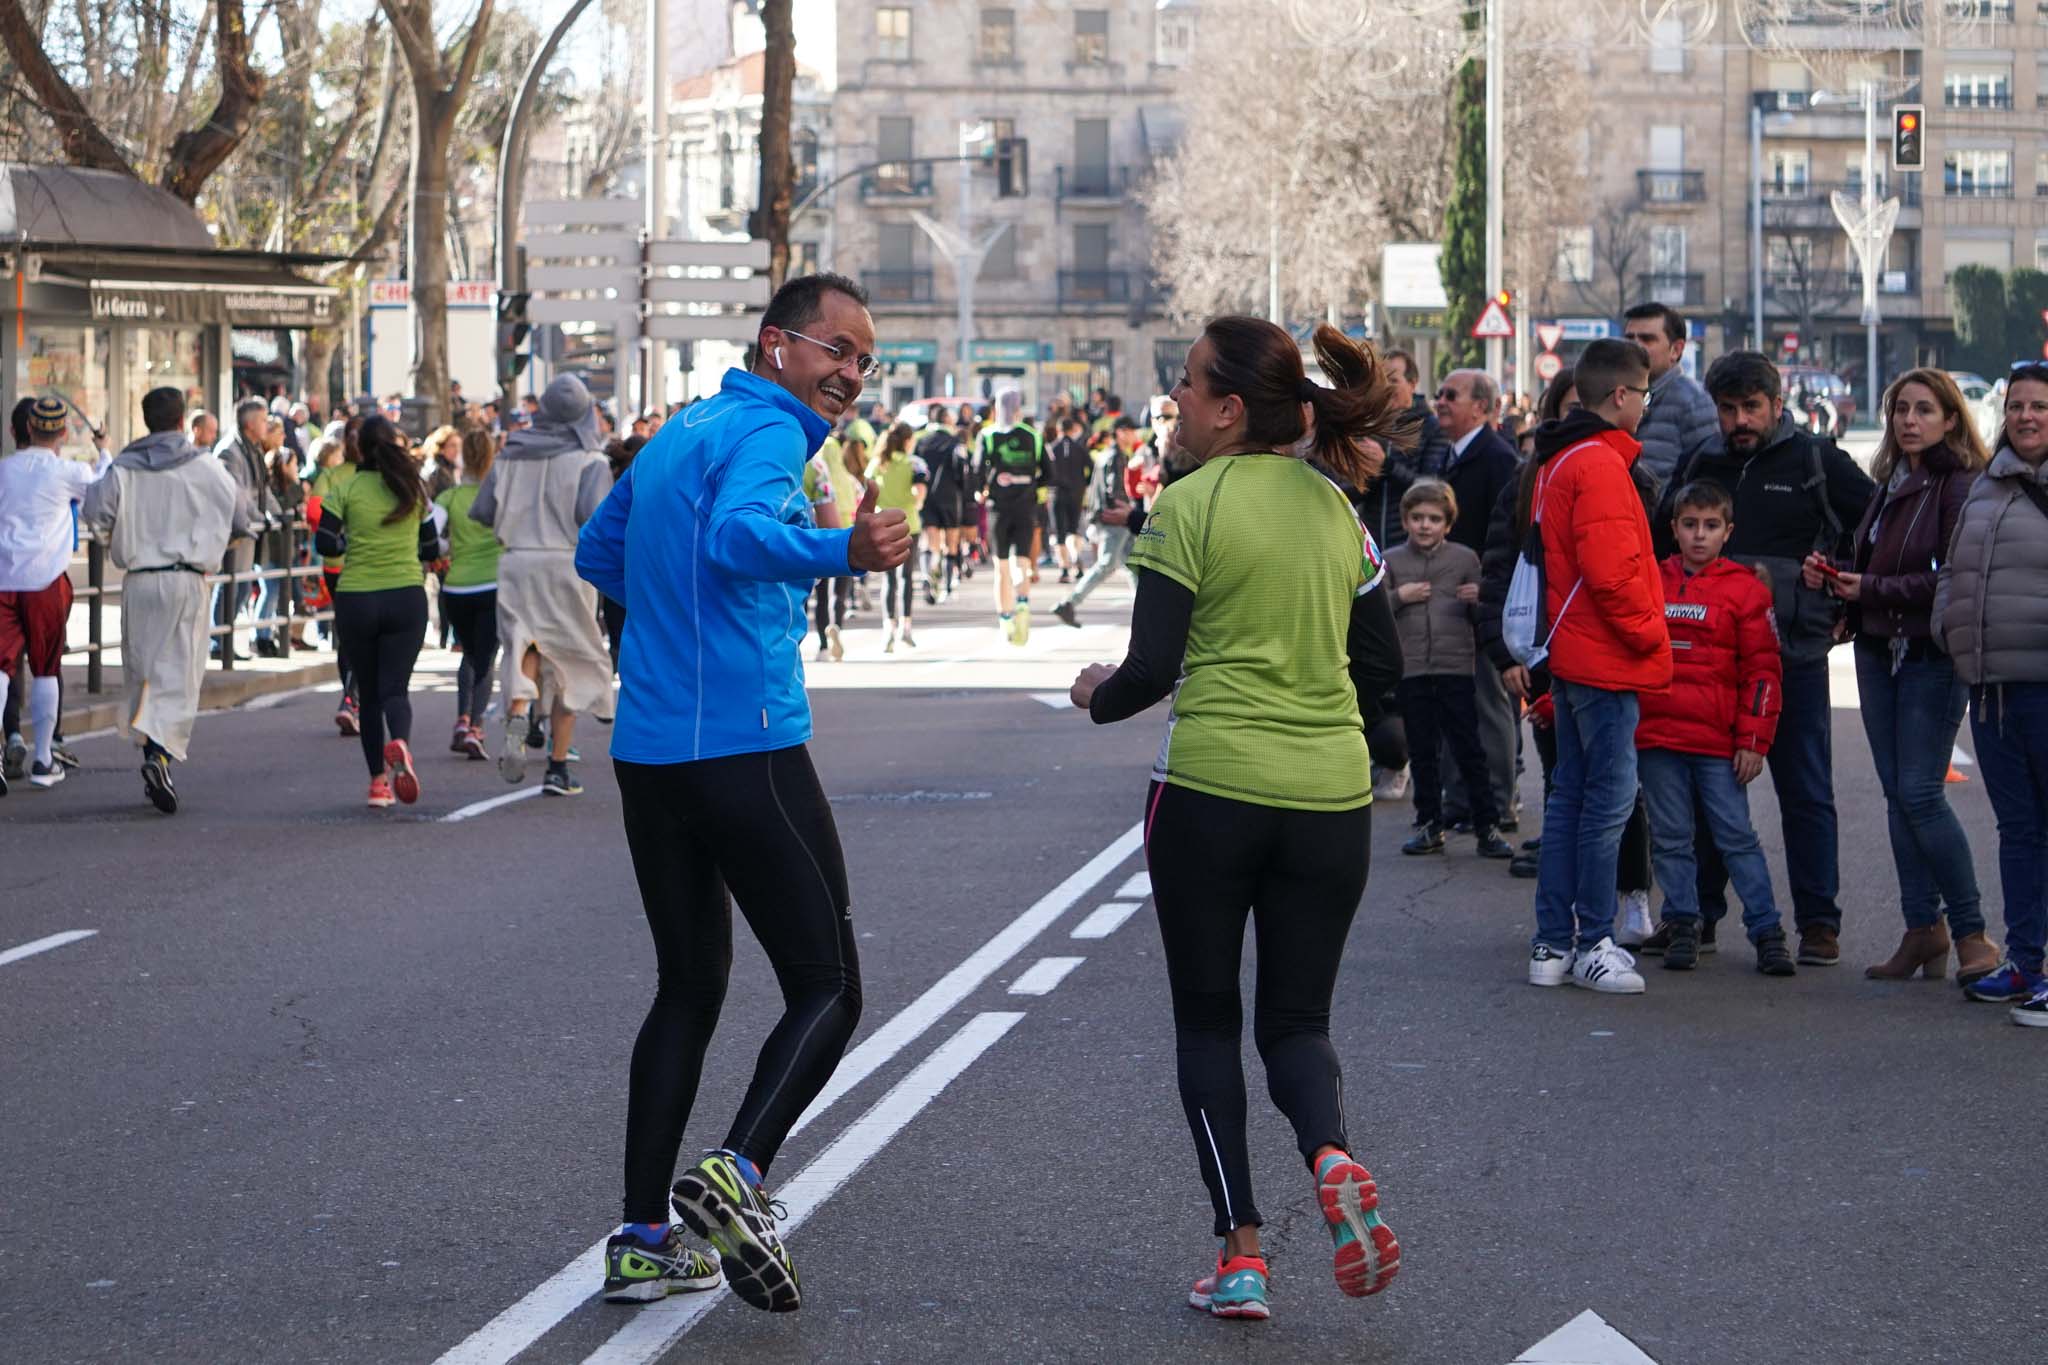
[831,0,1197,411]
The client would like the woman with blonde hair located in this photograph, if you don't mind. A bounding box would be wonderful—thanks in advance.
[1802,367,1991,982]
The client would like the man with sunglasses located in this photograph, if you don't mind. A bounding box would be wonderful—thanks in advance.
[575,272,912,1313]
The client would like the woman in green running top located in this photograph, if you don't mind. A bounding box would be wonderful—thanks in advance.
[1070,319,1408,1323]
[434,427,503,760]
[864,422,927,652]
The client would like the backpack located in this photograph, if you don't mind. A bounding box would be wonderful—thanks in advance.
[1502,448,1583,669]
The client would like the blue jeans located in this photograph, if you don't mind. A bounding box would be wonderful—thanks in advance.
[1639,748,1785,942]
[1854,640,1981,937]
[1970,682,2048,973]
[1700,655,1840,931]
[1532,678,1639,951]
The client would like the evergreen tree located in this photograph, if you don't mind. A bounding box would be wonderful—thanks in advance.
[1439,0,1486,375]
[1947,266,2008,376]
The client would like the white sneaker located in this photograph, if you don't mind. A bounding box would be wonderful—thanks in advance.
[826,624,844,661]
[1616,890,1655,947]
[899,624,916,648]
[1569,937,1646,994]
[883,627,897,654]
[1373,765,1411,802]
[1528,943,1572,987]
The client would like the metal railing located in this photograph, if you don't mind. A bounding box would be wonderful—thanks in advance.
[1944,178,2015,197]
[1637,169,1707,204]
[1636,272,1705,305]
[1056,165,1131,199]
[1762,178,1922,207]
[1944,90,2014,108]
[863,269,935,303]
[860,164,935,198]
[64,519,335,695]
[1057,269,1131,306]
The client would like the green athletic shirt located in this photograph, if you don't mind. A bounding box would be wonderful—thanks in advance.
[330,470,427,593]
[311,463,357,570]
[863,453,927,536]
[435,481,501,588]
[1128,452,1378,812]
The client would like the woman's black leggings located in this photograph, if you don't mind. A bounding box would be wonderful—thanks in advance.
[812,578,849,644]
[1144,780,1370,1237]
[614,745,863,1222]
[323,568,353,697]
[880,562,913,627]
[332,586,426,776]
[439,589,498,719]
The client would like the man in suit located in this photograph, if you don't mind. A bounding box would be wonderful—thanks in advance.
[1434,368,1521,830]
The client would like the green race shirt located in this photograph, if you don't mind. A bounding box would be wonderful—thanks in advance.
[1128,452,1378,812]
[863,453,927,536]
[330,470,426,593]
[435,480,502,588]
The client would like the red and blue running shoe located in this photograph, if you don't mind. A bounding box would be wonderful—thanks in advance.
[1315,1151,1400,1297]
[1187,1253,1270,1320]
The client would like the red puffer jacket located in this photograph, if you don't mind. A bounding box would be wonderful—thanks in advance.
[1532,414,1672,693]
[1636,556,1783,756]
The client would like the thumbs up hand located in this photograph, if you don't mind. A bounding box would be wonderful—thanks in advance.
[848,481,911,572]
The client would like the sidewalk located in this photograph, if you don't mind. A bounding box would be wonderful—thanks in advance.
[57,645,340,736]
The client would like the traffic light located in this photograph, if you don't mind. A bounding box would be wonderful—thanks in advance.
[1892,105,1924,173]
[996,137,1029,197]
[496,290,531,387]
[1495,290,1512,308]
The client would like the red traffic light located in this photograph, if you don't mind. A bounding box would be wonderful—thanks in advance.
[1899,112,1918,131]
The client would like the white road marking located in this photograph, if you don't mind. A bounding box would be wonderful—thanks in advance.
[1070,901,1142,940]
[1007,956,1085,995]
[432,825,1140,1365]
[1115,871,1151,899]
[1513,1309,1661,1364]
[0,930,97,968]
[579,1011,1026,1364]
[1952,744,1974,767]
[1030,691,1071,709]
[440,787,545,823]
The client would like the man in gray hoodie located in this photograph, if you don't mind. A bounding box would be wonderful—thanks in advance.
[81,387,246,813]
[470,373,615,795]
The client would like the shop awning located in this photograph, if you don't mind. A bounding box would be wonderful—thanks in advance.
[38,260,339,329]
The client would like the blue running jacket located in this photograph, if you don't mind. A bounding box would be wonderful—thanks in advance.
[576,368,855,763]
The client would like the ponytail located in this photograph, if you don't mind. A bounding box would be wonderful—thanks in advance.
[1199,317,1410,492]
[1302,325,1412,491]
[357,415,427,524]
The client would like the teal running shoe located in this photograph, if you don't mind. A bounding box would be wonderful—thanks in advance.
[1187,1253,1270,1320]
[670,1153,801,1313]
[602,1227,720,1303]
[1315,1151,1400,1297]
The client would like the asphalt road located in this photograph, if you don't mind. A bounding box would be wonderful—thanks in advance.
[2,568,2040,1365]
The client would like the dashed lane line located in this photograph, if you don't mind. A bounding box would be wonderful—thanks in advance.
[440,787,545,823]
[1070,902,1142,940]
[1115,871,1151,899]
[1007,955,1086,995]
[0,930,98,968]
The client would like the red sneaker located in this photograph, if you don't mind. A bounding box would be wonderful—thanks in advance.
[384,739,420,805]
[459,724,488,761]
[450,719,471,754]
[1315,1151,1399,1297]
[335,699,360,736]
[366,775,395,808]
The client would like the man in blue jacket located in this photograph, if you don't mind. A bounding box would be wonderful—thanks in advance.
[575,272,911,1313]
[1622,302,1719,490]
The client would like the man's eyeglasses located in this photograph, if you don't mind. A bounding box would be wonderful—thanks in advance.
[1618,383,1653,400]
[782,328,881,381]
[1435,387,1465,401]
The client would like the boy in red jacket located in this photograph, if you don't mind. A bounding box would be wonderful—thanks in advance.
[1635,481,1794,975]
[1526,339,1672,995]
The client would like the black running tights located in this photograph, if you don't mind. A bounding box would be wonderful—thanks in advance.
[614,745,863,1222]
[439,589,498,720]
[1144,779,1370,1237]
[332,586,426,776]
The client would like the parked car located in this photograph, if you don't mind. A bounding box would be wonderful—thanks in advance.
[1778,365,1855,437]
[1947,371,2001,447]
[894,396,979,431]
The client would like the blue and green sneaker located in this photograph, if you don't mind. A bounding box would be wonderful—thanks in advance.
[670,1153,801,1313]
[1316,1151,1400,1297]
[601,1227,720,1303]
[1187,1253,1270,1320]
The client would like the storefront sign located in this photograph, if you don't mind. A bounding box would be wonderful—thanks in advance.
[88,282,337,328]
[225,290,336,328]
[878,339,938,364]
[970,339,1042,363]
[369,279,496,307]
[91,285,222,324]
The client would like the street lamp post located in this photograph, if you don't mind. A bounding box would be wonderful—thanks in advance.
[1482,0,1504,386]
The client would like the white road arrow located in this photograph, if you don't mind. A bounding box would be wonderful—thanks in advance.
[1513,1309,1660,1364]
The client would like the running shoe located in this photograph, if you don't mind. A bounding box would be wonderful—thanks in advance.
[499,712,527,784]
[826,624,844,661]
[670,1153,801,1313]
[602,1227,721,1304]
[450,721,471,754]
[459,724,488,761]
[366,775,395,808]
[335,698,360,737]
[141,748,177,815]
[51,741,79,770]
[1965,960,2046,1003]
[1314,1152,1400,1297]
[525,714,547,750]
[542,763,582,797]
[384,739,420,805]
[2012,985,2048,1028]
[3,732,26,780]
[1014,602,1031,645]
[1054,602,1080,628]
[1187,1253,1270,1320]
[1616,890,1655,947]
[899,624,916,648]
[883,627,896,654]
[28,759,64,789]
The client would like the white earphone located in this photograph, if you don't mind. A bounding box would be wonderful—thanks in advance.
[773,346,785,369]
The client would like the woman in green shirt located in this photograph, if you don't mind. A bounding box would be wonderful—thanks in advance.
[314,416,438,808]
[1070,319,1407,1323]
[434,427,503,759]
[863,422,927,651]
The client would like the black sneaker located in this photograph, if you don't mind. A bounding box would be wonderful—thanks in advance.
[1699,920,1719,954]
[1755,932,1796,976]
[1499,815,1520,834]
[1639,921,1672,955]
[524,717,547,750]
[1401,822,1445,856]
[542,763,582,797]
[1664,917,1700,970]
[602,1228,721,1303]
[28,759,64,789]
[50,741,79,769]
[141,747,178,814]
[671,1153,801,1313]
[1448,819,1474,835]
[1508,847,1540,879]
[1520,835,1542,851]
[1054,601,1080,628]
[1474,827,1515,859]
[2012,986,2048,1028]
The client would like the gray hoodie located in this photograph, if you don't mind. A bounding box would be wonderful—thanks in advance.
[471,375,612,548]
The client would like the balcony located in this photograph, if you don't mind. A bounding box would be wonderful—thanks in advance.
[1058,270,1131,307]
[1637,169,1707,205]
[863,269,934,304]
[1056,164,1132,201]
[1755,85,1923,140]
[1944,90,2014,109]
[1636,272,1705,306]
[861,164,934,200]
[1759,178,1923,228]
[1768,269,1919,297]
[1944,179,2015,198]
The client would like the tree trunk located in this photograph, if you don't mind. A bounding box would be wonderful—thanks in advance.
[407,83,458,424]
[161,1,266,203]
[750,0,796,288]
[301,327,337,415]
[0,0,138,175]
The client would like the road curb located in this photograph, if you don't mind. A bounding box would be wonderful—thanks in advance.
[60,660,334,735]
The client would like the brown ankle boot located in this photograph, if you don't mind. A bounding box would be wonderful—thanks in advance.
[1954,931,1999,986]
[1865,924,1952,980]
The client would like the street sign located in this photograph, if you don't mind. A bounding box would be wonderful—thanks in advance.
[643,313,762,344]
[1534,351,1563,383]
[1471,298,1513,340]
[644,276,771,307]
[1535,322,1564,353]
[645,239,771,270]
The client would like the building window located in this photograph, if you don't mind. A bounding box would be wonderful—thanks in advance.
[1075,9,1109,64]
[877,115,913,188]
[972,117,1015,160]
[878,223,917,271]
[1647,124,1684,170]
[1648,16,1684,73]
[2036,150,2048,194]
[1845,153,1888,197]
[2036,239,2048,271]
[876,7,911,61]
[1555,227,1593,283]
[1943,0,2013,18]
[1766,149,1810,197]
[980,8,1016,63]
[1944,67,2012,108]
[1766,235,1814,285]
[1765,60,1809,105]
[1944,148,2012,195]
[718,133,736,211]
[789,241,821,277]
[1074,118,1111,192]
[1650,225,1688,275]
[1074,222,1111,271]
[982,223,1019,279]
[793,129,820,198]
[1155,9,1193,67]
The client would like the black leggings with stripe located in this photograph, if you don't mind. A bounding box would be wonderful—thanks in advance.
[1145,780,1370,1237]
[614,745,863,1221]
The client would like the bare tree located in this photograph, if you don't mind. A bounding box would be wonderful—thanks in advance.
[380,0,497,422]
[1574,198,1648,320]
[751,0,795,288]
